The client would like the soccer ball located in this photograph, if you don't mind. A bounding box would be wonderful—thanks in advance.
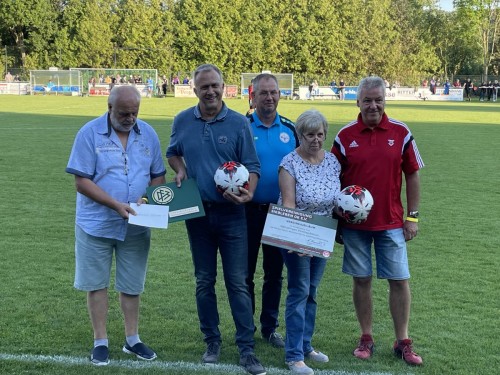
[334,185,374,224]
[214,161,249,195]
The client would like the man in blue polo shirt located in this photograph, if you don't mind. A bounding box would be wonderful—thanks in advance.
[66,85,166,366]
[166,64,266,375]
[246,73,300,348]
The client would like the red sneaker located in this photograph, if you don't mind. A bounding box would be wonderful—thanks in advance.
[393,339,423,366]
[353,334,374,359]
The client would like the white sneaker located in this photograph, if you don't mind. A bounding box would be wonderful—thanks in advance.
[305,350,329,363]
[286,361,314,375]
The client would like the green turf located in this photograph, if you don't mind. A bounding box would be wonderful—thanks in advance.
[0,95,499,375]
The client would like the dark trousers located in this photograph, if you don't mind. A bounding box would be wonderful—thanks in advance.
[245,202,284,336]
[185,203,255,355]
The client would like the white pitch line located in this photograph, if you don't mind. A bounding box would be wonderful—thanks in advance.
[0,352,404,375]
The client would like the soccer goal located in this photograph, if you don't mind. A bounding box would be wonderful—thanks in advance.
[30,69,82,95]
[71,68,157,97]
[241,72,294,98]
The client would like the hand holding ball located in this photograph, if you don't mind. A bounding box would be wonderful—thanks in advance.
[334,185,374,224]
[214,161,249,196]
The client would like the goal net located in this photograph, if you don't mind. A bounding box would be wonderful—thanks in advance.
[70,68,158,97]
[30,69,82,95]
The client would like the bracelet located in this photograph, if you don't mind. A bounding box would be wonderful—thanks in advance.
[141,197,148,203]
[406,217,419,223]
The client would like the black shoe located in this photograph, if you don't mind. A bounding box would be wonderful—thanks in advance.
[263,331,285,348]
[239,353,266,375]
[202,341,221,364]
[122,342,157,361]
[90,345,109,366]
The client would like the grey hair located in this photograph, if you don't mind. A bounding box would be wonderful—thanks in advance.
[357,76,386,100]
[108,85,141,105]
[295,109,328,138]
[252,73,279,92]
[193,64,223,87]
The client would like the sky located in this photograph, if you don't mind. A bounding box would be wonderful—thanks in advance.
[439,0,454,11]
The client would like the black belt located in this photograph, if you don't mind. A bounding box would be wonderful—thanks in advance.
[246,202,270,211]
[202,201,235,209]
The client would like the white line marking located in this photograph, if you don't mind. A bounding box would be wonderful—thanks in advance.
[0,352,401,375]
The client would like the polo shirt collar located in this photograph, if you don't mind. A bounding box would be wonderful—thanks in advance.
[194,102,228,123]
[97,113,141,137]
[251,111,281,128]
[356,112,390,132]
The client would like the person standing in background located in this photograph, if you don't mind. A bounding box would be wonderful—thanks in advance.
[429,76,436,94]
[492,80,499,102]
[146,77,154,98]
[338,78,346,101]
[463,78,473,101]
[487,80,493,101]
[246,73,299,349]
[247,79,255,115]
[443,79,450,95]
[4,71,13,82]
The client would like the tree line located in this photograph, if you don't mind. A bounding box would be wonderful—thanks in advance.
[1,0,499,86]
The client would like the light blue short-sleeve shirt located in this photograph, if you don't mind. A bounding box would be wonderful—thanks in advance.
[66,113,166,240]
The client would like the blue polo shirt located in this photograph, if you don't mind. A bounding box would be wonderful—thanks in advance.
[66,113,166,240]
[166,102,260,203]
[248,111,299,204]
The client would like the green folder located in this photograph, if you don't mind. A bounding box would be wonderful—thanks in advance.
[146,178,205,223]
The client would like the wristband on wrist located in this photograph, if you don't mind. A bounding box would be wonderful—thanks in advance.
[406,217,418,223]
[141,197,148,203]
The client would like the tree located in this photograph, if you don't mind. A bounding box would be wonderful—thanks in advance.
[173,0,251,83]
[0,0,494,85]
[455,0,500,79]
[280,0,344,79]
[113,0,176,74]
[56,0,116,68]
[390,0,441,84]
[0,0,59,72]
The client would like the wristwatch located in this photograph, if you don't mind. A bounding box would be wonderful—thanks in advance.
[408,211,419,218]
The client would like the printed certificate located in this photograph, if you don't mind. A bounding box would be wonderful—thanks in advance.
[128,203,169,229]
[261,204,338,258]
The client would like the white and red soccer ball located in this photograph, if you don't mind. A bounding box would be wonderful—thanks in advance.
[214,161,249,195]
[334,185,374,224]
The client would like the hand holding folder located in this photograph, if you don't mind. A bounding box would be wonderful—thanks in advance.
[145,178,205,223]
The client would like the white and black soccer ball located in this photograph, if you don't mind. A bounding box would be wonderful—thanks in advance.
[214,161,249,195]
[334,185,374,224]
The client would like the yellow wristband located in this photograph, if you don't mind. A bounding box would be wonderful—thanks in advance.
[406,217,419,223]
[141,197,148,203]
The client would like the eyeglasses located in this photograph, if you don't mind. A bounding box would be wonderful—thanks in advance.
[302,133,325,141]
[123,152,129,175]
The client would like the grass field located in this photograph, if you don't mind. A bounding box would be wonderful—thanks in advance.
[0,95,499,375]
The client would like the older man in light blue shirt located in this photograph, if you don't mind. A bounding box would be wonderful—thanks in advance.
[66,85,165,366]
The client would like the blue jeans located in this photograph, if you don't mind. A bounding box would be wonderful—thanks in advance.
[246,203,284,336]
[185,202,255,355]
[282,250,327,362]
[342,228,409,279]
